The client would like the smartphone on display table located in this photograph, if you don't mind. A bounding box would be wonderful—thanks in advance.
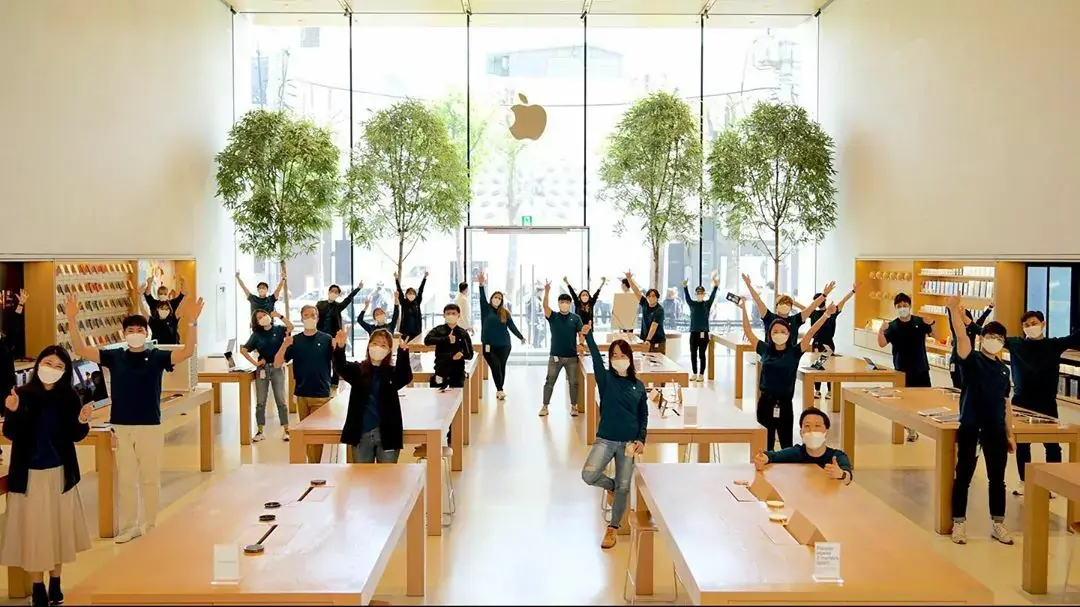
[726,292,743,305]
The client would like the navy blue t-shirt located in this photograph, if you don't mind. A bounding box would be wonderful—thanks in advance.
[547,312,583,358]
[958,351,1010,427]
[883,316,933,375]
[762,310,805,347]
[243,325,286,364]
[284,331,334,398]
[30,402,63,469]
[100,348,174,425]
[639,298,666,344]
[247,294,277,314]
[361,369,383,434]
[756,340,803,395]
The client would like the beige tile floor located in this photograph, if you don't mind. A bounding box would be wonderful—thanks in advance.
[4,352,1080,604]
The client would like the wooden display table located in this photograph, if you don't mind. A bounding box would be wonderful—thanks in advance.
[67,464,425,605]
[198,358,296,446]
[707,332,760,398]
[578,353,689,444]
[1023,462,1080,594]
[406,352,478,445]
[797,355,905,413]
[842,387,1080,534]
[632,463,993,604]
[288,387,464,536]
[591,332,651,353]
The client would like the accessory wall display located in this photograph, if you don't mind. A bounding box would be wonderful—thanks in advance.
[52,262,137,354]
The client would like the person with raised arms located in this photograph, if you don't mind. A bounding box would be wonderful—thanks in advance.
[476,272,526,400]
[564,275,606,334]
[236,271,286,316]
[396,270,428,345]
[801,283,859,399]
[742,273,832,347]
[624,271,666,354]
[682,272,719,382]
[538,280,584,418]
[357,291,400,335]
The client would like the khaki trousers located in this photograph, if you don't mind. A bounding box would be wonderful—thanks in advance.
[297,396,332,463]
[112,424,165,533]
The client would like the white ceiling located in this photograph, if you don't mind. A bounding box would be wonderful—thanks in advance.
[225,0,830,15]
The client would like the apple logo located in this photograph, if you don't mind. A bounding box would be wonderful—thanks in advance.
[509,93,547,141]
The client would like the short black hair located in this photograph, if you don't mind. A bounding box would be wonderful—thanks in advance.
[645,288,660,298]
[256,281,270,290]
[620,278,630,289]
[813,292,825,309]
[982,321,1007,339]
[893,292,912,306]
[121,314,149,331]
[695,285,706,293]
[328,284,341,294]
[558,294,573,303]
[800,406,831,430]
[1021,310,1045,324]
[443,303,460,313]
[458,282,468,293]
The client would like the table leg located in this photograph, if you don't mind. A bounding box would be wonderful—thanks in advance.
[733,349,744,398]
[288,433,306,464]
[199,396,214,472]
[749,430,766,462]
[934,430,956,535]
[239,377,252,446]
[707,338,716,381]
[462,382,472,447]
[212,382,222,414]
[451,407,463,472]
[1069,438,1079,528]
[96,439,116,538]
[6,567,29,599]
[830,381,842,413]
[635,484,654,596]
[425,430,442,537]
[469,368,479,415]
[891,423,905,444]
[696,442,710,463]
[802,376,815,411]
[406,486,426,597]
[841,396,856,468]
[1021,481,1051,594]
[287,366,297,414]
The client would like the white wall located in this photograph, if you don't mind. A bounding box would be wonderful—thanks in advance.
[0,0,237,345]
[817,0,1080,349]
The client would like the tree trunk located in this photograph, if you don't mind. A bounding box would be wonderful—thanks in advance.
[651,243,662,290]
[397,237,406,281]
[772,233,781,296]
[280,260,291,322]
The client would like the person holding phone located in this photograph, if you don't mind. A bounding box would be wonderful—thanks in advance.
[241,309,289,443]
[580,323,648,550]
[741,274,832,347]
[682,272,719,381]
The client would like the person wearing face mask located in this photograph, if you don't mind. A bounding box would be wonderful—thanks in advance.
[742,274,833,347]
[357,292,401,335]
[947,296,1016,545]
[740,298,835,450]
[420,303,473,458]
[146,301,179,345]
[65,292,203,544]
[1004,310,1080,496]
[753,407,852,481]
[316,282,363,389]
[877,292,934,442]
[241,309,290,443]
[395,270,428,345]
[625,272,667,354]
[579,323,648,550]
[335,328,412,463]
[235,271,286,316]
[682,273,720,382]
[274,306,335,463]
[806,284,859,398]
[1,346,95,607]
[143,275,186,316]
[564,275,606,329]
[539,282,585,418]
[945,304,993,390]
[477,272,526,400]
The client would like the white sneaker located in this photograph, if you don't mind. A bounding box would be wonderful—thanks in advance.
[824,391,832,399]
[813,390,822,399]
[252,431,266,442]
[538,405,549,417]
[282,428,290,442]
[991,520,1014,545]
[570,404,579,417]
[496,391,506,400]
[697,374,704,382]
[1012,482,1024,496]
[905,429,919,442]
[114,527,142,544]
[950,520,967,544]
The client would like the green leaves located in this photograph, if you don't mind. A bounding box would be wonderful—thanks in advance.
[706,101,837,277]
[600,91,702,283]
[341,100,469,273]
[215,108,340,262]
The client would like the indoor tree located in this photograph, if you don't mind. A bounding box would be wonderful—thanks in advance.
[707,101,837,290]
[600,91,701,287]
[215,108,341,320]
[341,99,469,278]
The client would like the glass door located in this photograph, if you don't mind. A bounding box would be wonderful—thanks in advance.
[465,226,588,363]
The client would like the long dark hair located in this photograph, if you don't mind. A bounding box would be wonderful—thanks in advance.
[26,345,77,397]
[361,329,395,372]
[607,339,637,382]
[490,291,510,323]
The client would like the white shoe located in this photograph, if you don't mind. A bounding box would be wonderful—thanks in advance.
[496,391,506,400]
[950,520,967,545]
[114,527,142,544]
[252,431,266,442]
[696,374,704,382]
[991,520,1014,545]
[824,390,832,399]
[570,404,579,417]
[538,405,549,417]
[905,429,919,442]
[813,390,822,399]
[282,428,290,442]
[1012,482,1024,496]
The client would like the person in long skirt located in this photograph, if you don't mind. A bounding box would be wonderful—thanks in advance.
[1,345,94,607]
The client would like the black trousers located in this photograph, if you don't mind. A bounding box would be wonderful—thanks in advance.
[688,332,709,374]
[430,372,465,444]
[811,339,835,391]
[951,423,1008,520]
[1015,398,1062,480]
[482,345,511,391]
[756,390,795,451]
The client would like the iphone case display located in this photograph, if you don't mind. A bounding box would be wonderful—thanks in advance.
[54,262,136,354]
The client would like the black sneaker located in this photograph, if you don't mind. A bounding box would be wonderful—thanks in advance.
[48,576,64,606]
[31,582,48,607]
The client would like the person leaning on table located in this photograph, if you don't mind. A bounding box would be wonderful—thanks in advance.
[946,294,1015,546]
[753,406,853,484]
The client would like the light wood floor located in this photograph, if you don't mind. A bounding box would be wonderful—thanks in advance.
[4,352,1080,604]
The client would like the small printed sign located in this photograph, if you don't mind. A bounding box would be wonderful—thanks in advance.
[211,544,241,585]
[813,541,842,583]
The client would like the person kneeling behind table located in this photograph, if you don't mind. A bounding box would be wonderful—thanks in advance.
[753,407,853,484]
[335,329,412,463]
[416,303,473,459]
[947,295,1015,546]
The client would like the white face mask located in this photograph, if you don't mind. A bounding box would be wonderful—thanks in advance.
[896,306,911,319]
[776,305,791,316]
[771,332,789,344]
[444,315,458,326]
[374,315,386,326]
[257,290,268,298]
[258,315,272,327]
[157,309,170,319]
[580,295,589,303]
[302,318,318,331]
[491,298,502,308]
[369,346,390,362]
[611,359,631,374]
[328,294,339,302]
[559,303,571,314]
[982,337,1004,355]
[802,431,827,450]
[696,292,706,301]
[1024,324,1044,339]
[125,333,147,349]
[406,294,416,302]
[37,366,64,386]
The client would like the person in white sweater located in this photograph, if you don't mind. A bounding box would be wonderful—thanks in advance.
[455,281,473,333]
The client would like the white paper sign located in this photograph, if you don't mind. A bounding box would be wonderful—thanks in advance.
[683,405,698,427]
[211,544,241,585]
[813,542,842,583]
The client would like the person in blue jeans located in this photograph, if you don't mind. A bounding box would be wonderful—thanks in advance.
[625,272,666,354]
[682,273,719,381]
[335,329,412,463]
[580,322,648,550]
[241,309,289,442]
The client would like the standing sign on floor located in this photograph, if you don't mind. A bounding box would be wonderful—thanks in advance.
[812,541,842,583]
